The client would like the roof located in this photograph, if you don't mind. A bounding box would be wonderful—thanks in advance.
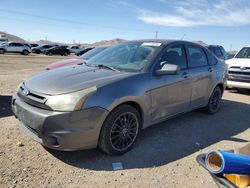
[127,39,204,46]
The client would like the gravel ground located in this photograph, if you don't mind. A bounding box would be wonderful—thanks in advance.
[0,54,249,188]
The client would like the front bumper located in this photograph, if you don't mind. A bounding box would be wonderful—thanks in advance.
[12,95,109,151]
[227,80,250,89]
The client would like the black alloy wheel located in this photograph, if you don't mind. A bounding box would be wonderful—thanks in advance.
[98,105,141,155]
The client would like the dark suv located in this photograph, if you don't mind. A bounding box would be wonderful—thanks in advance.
[45,46,70,56]
[207,45,228,60]
[32,45,57,54]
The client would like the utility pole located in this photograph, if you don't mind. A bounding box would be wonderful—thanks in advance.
[181,34,186,40]
[155,31,158,39]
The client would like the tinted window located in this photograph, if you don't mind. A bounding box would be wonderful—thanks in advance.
[188,47,208,68]
[16,43,23,47]
[206,50,218,65]
[157,45,187,69]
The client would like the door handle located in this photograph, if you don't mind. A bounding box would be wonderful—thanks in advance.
[208,67,214,72]
[182,72,189,79]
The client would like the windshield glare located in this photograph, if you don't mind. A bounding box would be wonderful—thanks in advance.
[80,47,106,60]
[235,47,250,58]
[87,42,160,72]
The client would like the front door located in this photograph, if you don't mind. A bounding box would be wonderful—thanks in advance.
[150,44,192,122]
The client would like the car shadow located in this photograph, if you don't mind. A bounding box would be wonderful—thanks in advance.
[47,99,250,171]
[227,88,250,96]
[0,95,13,118]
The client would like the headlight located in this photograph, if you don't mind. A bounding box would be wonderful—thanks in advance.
[45,86,97,112]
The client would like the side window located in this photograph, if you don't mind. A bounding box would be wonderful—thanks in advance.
[215,48,223,57]
[157,45,187,69]
[9,43,15,46]
[187,46,208,68]
[16,43,23,47]
[207,50,218,65]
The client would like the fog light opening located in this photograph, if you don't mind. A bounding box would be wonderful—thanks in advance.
[48,135,60,147]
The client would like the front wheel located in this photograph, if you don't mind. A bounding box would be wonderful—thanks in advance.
[204,86,222,114]
[98,105,141,155]
[22,50,29,55]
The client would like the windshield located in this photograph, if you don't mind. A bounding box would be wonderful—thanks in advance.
[87,42,161,72]
[235,47,250,58]
[80,47,107,60]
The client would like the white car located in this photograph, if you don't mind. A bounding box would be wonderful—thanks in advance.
[69,46,83,54]
[0,42,31,55]
[226,46,250,89]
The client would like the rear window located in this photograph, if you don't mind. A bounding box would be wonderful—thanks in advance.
[187,46,208,68]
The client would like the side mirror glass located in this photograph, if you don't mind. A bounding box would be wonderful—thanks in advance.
[155,63,180,76]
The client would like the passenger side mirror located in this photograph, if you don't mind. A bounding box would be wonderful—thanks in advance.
[155,63,180,76]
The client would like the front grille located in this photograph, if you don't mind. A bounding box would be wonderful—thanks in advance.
[18,84,52,110]
[228,71,250,76]
[228,67,250,83]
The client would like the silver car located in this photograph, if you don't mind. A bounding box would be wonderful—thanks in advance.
[0,42,31,55]
[12,40,227,155]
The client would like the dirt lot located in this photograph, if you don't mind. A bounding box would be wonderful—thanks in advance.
[0,54,249,188]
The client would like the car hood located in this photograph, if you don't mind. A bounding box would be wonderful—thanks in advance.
[46,59,85,70]
[226,58,250,68]
[25,65,134,95]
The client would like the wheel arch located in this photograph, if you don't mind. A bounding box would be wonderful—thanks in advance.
[114,101,143,123]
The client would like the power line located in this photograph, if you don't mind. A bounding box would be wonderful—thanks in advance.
[0,9,157,34]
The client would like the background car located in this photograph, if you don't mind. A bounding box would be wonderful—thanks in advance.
[206,45,228,60]
[75,47,94,56]
[30,43,39,48]
[12,40,227,155]
[69,46,83,54]
[226,45,250,90]
[46,47,108,70]
[44,46,71,56]
[0,42,31,55]
[32,45,57,54]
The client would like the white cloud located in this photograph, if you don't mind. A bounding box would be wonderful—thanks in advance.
[138,0,250,27]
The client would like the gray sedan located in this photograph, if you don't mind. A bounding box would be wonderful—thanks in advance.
[12,40,227,155]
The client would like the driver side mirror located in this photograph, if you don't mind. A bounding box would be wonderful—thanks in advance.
[155,63,180,76]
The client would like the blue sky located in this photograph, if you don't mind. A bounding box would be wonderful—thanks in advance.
[0,0,250,50]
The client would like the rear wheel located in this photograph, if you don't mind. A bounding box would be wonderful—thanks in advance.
[98,105,141,155]
[204,86,222,114]
[0,49,5,54]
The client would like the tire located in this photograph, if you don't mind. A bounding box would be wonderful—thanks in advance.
[0,49,5,54]
[48,52,52,56]
[204,86,222,114]
[22,50,29,55]
[64,52,68,56]
[98,105,141,155]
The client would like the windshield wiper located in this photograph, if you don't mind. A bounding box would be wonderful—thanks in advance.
[96,64,120,72]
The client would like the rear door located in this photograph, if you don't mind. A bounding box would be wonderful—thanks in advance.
[15,43,24,52]
[150,44,192,122]
[7,43,17,52]
[186,45,213,109]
